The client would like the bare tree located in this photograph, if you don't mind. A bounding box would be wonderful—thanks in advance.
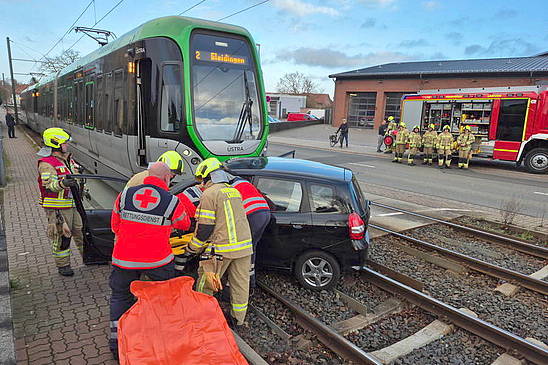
[40,49,80,74]
[276,71,322,94]
[499,195,524,227]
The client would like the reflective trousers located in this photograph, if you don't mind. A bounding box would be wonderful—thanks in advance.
[438,148,452,167]
[197,255,251,325]
[423,147,434,163]
[458,149,471,168]
[393,144,406,161]
[109,262,178,354]
[45,208,83,267]
[408,147,418,164]
[248,210,271,288]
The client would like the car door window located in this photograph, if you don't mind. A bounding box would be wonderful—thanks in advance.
[256,178,303,212]
[309,184,347,214]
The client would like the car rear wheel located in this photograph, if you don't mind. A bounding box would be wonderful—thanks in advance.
[524,148,548,174]
[295,250,340,291]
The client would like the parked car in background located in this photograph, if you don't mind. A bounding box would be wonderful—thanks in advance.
[287,112,320,122]
[268,115,282,123]
[76,157,371,291]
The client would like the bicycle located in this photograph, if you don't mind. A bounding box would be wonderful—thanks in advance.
[329,132,340,147]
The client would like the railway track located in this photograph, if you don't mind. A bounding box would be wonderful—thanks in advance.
[371,201,548,259]
[250,267,548,365]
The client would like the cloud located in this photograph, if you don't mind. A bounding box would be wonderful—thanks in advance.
[430,52,448,60]
[495,8,518,18]
[398,39,430,48]
[464,38,539,57]
[360,17,376,28]
[277,47,412,68]
[445,32,463,45]
[272,0,339,16]
[422,1,439,9]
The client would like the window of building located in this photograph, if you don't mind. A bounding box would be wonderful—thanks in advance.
[347,92,376,128]
[384,92,412,123]
[496,99,527,142]
[309,184,346,214]
[256,178,303,212]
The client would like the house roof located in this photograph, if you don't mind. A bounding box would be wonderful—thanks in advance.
[329,55,548,79]
[303,93,333,108]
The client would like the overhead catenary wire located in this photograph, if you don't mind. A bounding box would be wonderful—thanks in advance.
[178,0,207,15]
[217,0,270,21]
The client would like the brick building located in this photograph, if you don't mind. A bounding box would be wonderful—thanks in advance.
[329,55,548,129]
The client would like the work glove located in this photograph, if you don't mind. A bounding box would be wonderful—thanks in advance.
[200,256,223,293]
[61,177,78,188]
[204,272,223,292]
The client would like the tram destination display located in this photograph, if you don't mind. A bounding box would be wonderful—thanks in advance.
[195,50,247,65]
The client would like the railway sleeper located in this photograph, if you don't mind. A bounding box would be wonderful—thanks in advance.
[495,265,548,296]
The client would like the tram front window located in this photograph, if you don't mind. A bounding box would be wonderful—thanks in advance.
[191,32,262,142]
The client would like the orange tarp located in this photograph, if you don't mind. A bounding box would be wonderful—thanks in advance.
[118,276,248,365]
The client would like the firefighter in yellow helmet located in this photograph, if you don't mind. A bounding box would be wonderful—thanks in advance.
[422,124,438,165]
[187,158,253,327]
[385,116,398,154]
[437,125,454,168]
[37,128,83,276]
[392,122,409,163]
[407,125,422,166]
[457,125,476,169]
[125,151,184,188]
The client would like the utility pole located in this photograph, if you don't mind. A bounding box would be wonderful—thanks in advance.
[1,72,4,86]
[6,37,19,122]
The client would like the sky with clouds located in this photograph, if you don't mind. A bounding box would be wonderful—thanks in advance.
[1,0,546,96]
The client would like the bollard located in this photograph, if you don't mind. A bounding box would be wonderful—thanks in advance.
[0,134,5,186]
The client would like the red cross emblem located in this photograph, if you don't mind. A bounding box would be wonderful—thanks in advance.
[133,188,160,211]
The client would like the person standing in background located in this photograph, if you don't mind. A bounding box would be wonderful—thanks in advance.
[5,110,16,138]
[336,118,349,148]
[377,119,388,152]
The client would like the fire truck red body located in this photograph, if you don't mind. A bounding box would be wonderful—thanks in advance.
[400,85,548,173]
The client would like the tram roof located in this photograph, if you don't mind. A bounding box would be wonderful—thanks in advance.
[23,16,252,93]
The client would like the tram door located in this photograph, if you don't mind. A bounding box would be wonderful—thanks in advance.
[136,59,151,168]
[493,99,529,161]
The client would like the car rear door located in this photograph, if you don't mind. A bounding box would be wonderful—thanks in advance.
[253,175,313,269]
[68,174,126,264]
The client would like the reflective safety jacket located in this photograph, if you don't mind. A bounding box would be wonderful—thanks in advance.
[230,177,270,216]
[407,132,422,148]
[190,181,252,259]
[395,128,410,145]
[111,176,190,269]
[37,154,76,209]
[176,185,203,219]
[422,131,438,148]
[457,132,475,150]
[437,132,454,150]
[386,121,398,134]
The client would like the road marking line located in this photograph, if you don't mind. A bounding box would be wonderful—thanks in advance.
[348,162,376,168]
[533,192,548,196]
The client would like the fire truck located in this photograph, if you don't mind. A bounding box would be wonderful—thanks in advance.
[400,85,548,173]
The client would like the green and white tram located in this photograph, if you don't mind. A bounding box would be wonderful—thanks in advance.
[21,16,268,180]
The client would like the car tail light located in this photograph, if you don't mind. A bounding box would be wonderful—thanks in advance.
[348,212,365,240]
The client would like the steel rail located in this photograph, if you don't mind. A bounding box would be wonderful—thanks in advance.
[370,224,548,296]
[257,281,382,365]
[371,201,548,259]
[360,267,548,365]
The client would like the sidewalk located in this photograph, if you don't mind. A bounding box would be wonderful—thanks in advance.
[1,111,116,364]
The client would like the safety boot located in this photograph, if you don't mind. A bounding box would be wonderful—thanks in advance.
[422,160,428,165]
[58,266,74,277]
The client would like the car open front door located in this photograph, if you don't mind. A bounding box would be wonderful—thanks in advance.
[68,174,126,265]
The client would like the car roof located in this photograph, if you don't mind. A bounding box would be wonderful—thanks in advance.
[226,157,352,182]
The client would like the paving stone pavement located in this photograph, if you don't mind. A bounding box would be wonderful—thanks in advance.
[3,124,117,365]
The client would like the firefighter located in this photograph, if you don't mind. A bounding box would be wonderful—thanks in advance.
[392,122,409,163]
[227,173,271,288]
[109,162,190,359]
[187,158,253,327]
[437,125,454,169]
[125,150,184,188]
[384,116,398,154]
[407,125,422,166]
[37,128,83,277]
[422,124,438,165]
[457,125,476,169]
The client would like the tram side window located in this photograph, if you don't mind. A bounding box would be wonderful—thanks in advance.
[160,64,182,132]
[95,76,103,131]
[85,82,94,128]
[79,81,85,126]
[496,99,527,142]
[104,73,113,134]
[68,87,74,123]
[113,69,125,136]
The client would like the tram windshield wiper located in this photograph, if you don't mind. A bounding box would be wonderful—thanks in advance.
[228,71,253,143]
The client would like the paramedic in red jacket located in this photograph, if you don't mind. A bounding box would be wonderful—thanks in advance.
[109,162,190,360]
[227,173,271,288]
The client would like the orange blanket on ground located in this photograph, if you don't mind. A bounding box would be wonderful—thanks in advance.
[118,276,248,365]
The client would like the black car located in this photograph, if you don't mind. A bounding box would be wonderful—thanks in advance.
[76,157,371,290]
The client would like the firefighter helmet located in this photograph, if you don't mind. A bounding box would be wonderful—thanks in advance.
[158,151,184,175]
[399,122,407,128]
[465,125,471,131]
[428,123,435,129]
[43,128,71,148]
[388,116,395,121]
[195,158,223,179]
[413,125,420,130]
[443,125,450,131]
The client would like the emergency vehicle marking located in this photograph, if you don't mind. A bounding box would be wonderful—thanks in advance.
[120,210,170,226]
[133,188,161,211]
